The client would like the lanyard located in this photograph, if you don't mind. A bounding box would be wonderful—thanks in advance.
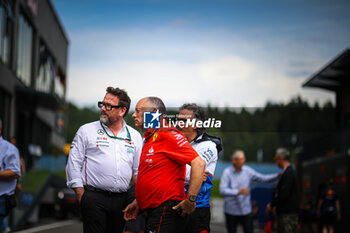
[100,121,131,142]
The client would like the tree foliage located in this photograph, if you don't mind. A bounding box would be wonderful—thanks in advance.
[66,96,335,163]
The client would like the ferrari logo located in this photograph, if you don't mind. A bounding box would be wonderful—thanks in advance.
[153,133,158,142]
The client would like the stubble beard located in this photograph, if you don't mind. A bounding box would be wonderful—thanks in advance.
[100,112,111,125]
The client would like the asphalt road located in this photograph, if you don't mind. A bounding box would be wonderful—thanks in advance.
[12,198,265,233]
[14,220,229,233]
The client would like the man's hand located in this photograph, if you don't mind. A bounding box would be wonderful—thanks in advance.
[172,199,196,216]
[238,187,249,195]
[123,199,139,221]
[202,170,210,182]
[266,203,276,215]
[0,169,20,180]
[74,187,85,204]
[266,203,271,214]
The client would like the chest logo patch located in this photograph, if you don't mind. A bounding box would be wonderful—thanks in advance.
[97,129,104,135]
[146,146,155,156]
[153,133,158,142]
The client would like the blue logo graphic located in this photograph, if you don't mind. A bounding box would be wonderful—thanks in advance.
[143,110,161,129]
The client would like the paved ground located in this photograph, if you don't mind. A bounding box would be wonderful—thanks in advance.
[14,220,267,233]
[12,198,265,233]
[14,220,230,233]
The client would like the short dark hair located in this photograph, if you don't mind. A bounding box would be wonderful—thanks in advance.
[106,87,131,116]
[180,103,207,135]
[146,97,166,115]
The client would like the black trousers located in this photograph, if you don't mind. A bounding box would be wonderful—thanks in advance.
[145,200,188,233]
[225,213,253,233]
[80,189,127,233]
[184,207,211,233]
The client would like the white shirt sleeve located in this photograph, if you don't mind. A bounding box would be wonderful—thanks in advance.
[132,131,143,179]
[66,126,86,188]
[248,166,278,183]
[219,168,239,196]
[185,141,218,185]
[198,141,218,175]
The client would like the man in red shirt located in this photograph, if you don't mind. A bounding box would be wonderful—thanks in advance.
[124,97,205,233]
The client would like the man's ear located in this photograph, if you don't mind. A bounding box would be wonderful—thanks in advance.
[121,107,127,116]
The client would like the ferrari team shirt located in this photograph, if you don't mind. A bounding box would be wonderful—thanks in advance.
[66,120,143,193]
[136,128,199,210]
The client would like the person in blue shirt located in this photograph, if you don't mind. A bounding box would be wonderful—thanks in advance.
[0,119,21,232]
[220,150,278,233]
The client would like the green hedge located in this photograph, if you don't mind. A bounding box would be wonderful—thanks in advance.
[21,170,66,192]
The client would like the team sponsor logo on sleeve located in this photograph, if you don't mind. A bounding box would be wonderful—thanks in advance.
[173,132,188,147]
[202,148,214,162]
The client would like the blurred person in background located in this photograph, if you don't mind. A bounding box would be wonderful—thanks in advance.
[220,150,278,233]
[317,180,341,233]
[267,148,300,233]
[9,138,26,192]
[0,119,21,233]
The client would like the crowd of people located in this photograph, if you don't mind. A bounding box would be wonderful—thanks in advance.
[0,86,342,233]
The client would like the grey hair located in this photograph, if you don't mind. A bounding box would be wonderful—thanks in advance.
[146,97,166,115]
[180,103,207,135]
[276,148,290,161]
[232,150,245,160]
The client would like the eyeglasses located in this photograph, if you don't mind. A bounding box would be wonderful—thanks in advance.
[97,101,123,111]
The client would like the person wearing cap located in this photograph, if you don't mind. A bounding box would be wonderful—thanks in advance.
[123,97,205,233]
[0,119,21,232]
[66,87,143,233]
[178,103,223,233]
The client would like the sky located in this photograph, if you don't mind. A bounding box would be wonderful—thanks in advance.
[52,0,350,108]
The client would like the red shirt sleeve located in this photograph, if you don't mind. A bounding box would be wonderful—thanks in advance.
[161,129,199,165]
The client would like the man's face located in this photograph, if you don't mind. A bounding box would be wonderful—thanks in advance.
[232,153,245,170]
[177,109,197,138]
[274,154,283,169]
[132,98,150,129]
[99,93,125,125]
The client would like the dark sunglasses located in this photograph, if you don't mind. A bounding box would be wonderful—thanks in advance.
[98,101,123,111]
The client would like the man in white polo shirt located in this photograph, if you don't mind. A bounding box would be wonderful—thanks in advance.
[66,87,143,233]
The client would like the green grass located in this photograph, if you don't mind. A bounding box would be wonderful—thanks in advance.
[21,170,66,193]
[211,179,222,198]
